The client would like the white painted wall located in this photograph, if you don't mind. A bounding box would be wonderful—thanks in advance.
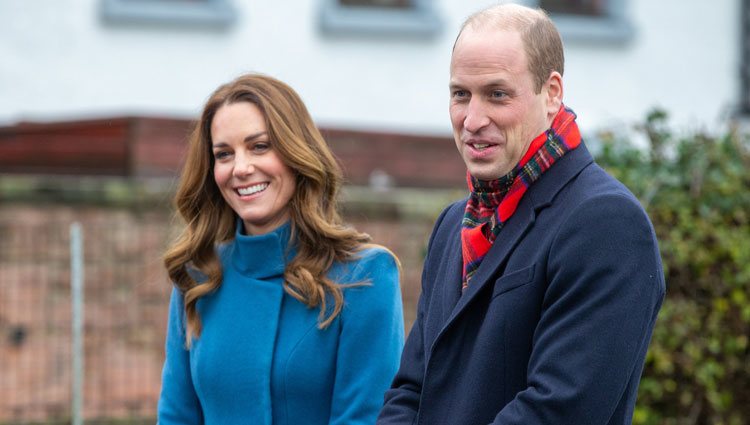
[0,0,740,136]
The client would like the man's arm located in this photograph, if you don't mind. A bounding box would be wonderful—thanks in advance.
[493,193,665,424]
[377,202,458,424]
[377,293,426,424]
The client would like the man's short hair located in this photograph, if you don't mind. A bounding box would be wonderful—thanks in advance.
[456,4,564,93]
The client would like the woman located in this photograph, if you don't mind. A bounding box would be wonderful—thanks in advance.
[157,73,404,425]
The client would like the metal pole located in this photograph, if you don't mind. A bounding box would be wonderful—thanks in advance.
[70,222,84,425]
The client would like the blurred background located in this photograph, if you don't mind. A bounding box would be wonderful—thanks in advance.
[0,0,748,424]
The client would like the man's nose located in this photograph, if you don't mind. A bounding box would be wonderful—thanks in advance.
[463,99,490,133]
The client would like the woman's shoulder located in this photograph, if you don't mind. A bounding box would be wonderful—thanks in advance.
[329,245,399,288]
[354,244,398,262]
[335,245,402,321]
[349,245,399,276]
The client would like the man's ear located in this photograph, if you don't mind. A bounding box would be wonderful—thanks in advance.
[544,71,563,118]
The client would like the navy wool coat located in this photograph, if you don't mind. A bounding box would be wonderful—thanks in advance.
[378,144,665,425]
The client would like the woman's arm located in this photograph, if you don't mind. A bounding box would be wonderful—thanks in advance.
[157,287,204,425]
[328,249,405,425]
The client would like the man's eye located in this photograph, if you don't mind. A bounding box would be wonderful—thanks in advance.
[491,90,507,99]
[453,90,467,98]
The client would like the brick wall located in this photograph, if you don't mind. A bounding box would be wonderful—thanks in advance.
[0,200,440,423]
[0,116,466,189]
[0,114,467,423]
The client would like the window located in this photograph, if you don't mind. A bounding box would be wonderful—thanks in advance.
[319,0,440,37]
[541,0,606,17]
[538,0,632,44]
[100,0,235,28]
[339,0,411,8]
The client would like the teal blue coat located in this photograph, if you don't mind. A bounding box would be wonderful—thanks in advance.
[158,222,404,424]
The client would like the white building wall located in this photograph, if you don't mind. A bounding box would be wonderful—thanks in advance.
[0,0,741,137]
[563,0,741,134]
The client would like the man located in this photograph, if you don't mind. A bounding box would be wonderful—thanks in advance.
[377,4,665,425]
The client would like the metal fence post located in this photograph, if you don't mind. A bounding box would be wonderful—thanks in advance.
[70,222,84,425]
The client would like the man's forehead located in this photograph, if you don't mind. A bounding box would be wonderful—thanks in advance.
[451,29,527,72]
[454,28,524,57]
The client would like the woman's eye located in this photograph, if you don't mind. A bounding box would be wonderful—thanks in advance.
[253,142,270,152]
[213,151,230,160]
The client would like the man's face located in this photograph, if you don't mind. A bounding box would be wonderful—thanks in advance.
[450,28,555,180]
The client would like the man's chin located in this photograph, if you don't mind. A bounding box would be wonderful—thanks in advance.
[466,163,510,181]
[468,170,504,181]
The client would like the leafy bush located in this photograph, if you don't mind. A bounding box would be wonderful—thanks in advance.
[596,110,750,425]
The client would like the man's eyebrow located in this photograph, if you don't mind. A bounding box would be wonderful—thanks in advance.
[449,79,511,90]
[484,79,510,87]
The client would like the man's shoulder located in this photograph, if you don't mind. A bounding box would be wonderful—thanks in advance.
[434,197,467,231]
[551,161,655,242]
[568,161,641,206]
[419,197,466,256]
[444,197,469,219]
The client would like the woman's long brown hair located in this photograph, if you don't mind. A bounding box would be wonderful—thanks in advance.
[163,74,375,346]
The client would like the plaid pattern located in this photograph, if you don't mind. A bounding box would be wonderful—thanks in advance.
[460,105,581,290]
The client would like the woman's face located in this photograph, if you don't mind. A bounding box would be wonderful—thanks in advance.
[210,101,296,235]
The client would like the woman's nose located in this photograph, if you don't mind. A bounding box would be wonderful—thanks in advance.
[233,153,255,177]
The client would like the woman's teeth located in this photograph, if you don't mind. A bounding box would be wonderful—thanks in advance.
[237,183,268,196]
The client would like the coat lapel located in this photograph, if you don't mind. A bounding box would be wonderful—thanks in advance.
[442,199,535,328]
[440,223,464,320]
[436,144,595,336]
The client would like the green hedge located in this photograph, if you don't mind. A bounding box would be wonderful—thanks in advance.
[596,110,750,425]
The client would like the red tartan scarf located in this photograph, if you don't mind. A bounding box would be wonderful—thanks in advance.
[460,105,581,291]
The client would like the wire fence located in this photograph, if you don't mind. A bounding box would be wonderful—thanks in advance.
[0,202,433,424]
[0,207,173,424]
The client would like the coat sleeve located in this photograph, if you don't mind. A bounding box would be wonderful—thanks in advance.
[377,204,454,424]
[328,248,405,425]
[376,291,426,424]
[157,287,204,425]
[492,193,665,424]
